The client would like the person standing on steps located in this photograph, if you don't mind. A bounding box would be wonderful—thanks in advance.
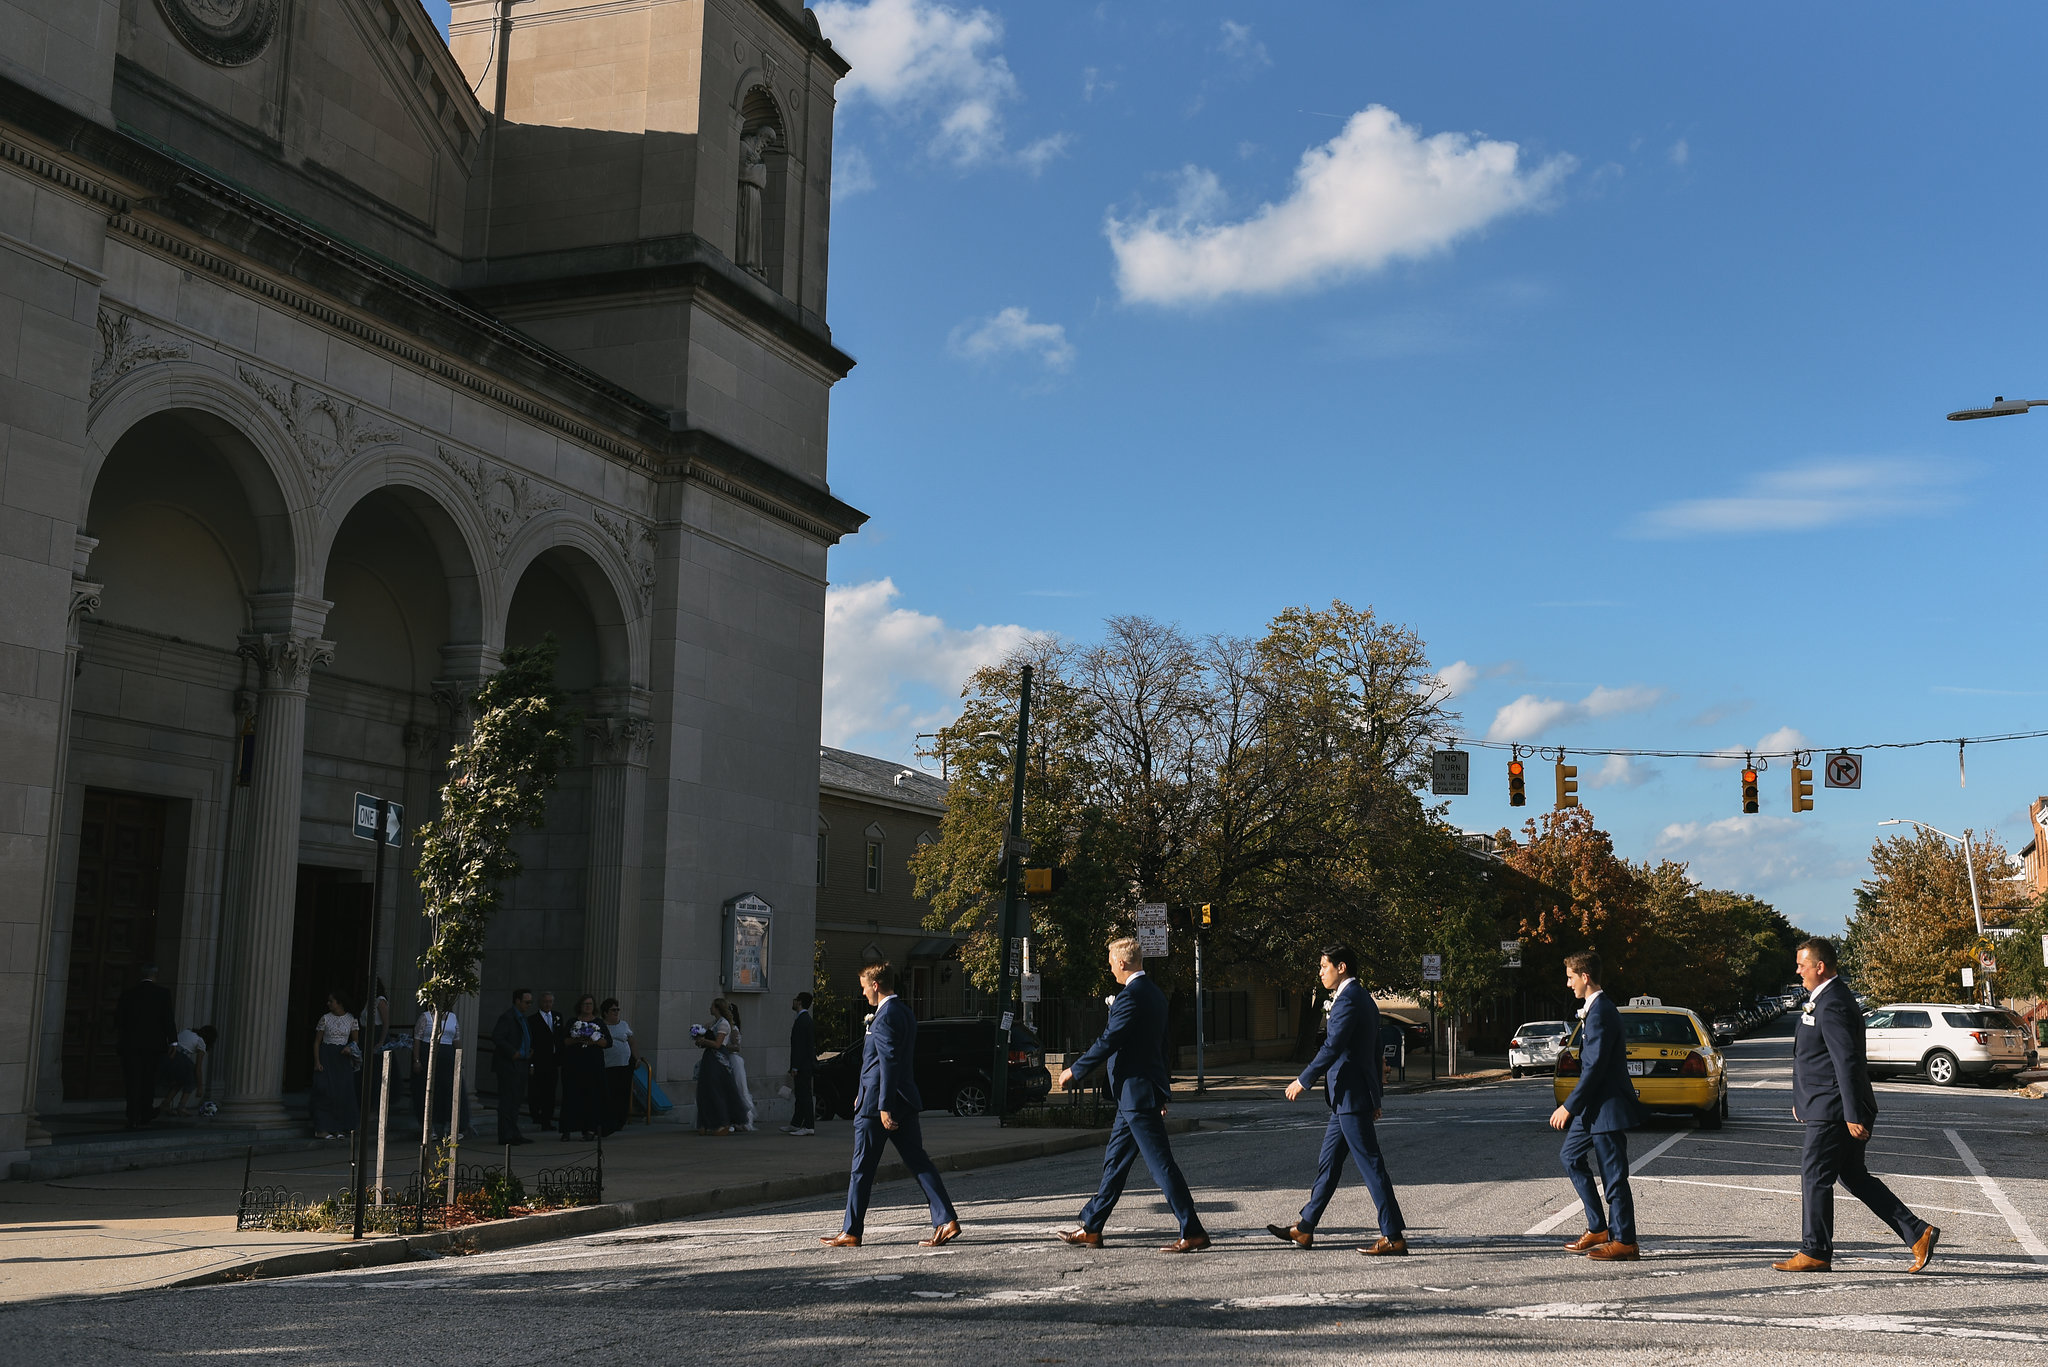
[115,964,177,1130]
[1550,950,1646,1262]
[1056,935,1209,1254]
[527,991,561,1132]
[492,987,535,1146]
[1266,944,1407,1256]
[1774,936,1939,1275]
[784,992,817,1136]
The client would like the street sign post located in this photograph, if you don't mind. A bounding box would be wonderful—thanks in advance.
[1962,966,1976,988]
[352,792,403,845]
[1430,749,1470,796]
[1421,954,1442,981]
[1823,752,1862,790]
[1500,940,1522,969]
[1136,902,1169,958]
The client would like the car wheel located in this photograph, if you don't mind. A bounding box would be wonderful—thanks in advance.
[1925,1050,1960,1087]
[1720,1089,1731,1118]
[1697,1099,1723,1130]
[1511,1065,1523,1079]
[952,1081,990,1116]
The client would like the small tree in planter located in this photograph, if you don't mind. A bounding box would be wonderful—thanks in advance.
[412,640,577,1191]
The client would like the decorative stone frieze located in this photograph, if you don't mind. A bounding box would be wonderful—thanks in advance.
[238,364,399,493]
[153,0,281,67]
[434,444,566,555]
[592,510,659,614]
[91,309,188,400]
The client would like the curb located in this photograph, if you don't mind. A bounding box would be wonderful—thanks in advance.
[1385,1069,1512,1095]
[158,1121,1195,1292]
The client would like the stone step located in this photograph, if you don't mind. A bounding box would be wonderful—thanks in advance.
[10,1127,324,1182]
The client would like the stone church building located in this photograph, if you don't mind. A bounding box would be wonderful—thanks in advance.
[0,0,861,1161]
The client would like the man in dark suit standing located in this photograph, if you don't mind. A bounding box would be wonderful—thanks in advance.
[527,991,560,1131]
[783,991,817,1136]
[1267,944,1407,1255]
[491,987,535,1145]
[1057,935,1209,1253]
[1775,937,1938,1273]
[1549,950,1647,1261]
[821,963,960,1248]
[114,963,177,1129]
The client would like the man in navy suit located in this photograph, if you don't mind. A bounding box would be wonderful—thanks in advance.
[1775,937,1937,1273]
[1267,944,1407,1255]
[821,962,960,1249]
[1549,950,1647,1261]
[1056,935,1209,1253]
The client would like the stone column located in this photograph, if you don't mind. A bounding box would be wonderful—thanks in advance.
[21,536,101,1143]
[215,626,332,1125]
[580,714,652,1004]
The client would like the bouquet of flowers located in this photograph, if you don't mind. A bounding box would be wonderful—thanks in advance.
[689,1023,708,1040]
[571,1019,604,1043]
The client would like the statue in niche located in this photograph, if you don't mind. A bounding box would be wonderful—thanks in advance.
[736,125,778,274]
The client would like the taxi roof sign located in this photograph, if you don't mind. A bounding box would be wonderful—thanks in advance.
[1628,995,1663,1007]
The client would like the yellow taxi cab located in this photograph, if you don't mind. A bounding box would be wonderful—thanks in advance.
[1552,996,1729,1129]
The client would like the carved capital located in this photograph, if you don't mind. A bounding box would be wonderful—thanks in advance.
[587,715,655,765]
[237,633,334,693]
[69,579,103,625]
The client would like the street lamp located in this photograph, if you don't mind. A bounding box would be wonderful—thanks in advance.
[1945,396,2048,421]
[1878,818,1990,1004]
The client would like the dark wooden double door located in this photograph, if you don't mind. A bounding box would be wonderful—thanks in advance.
[62,791,168,1101]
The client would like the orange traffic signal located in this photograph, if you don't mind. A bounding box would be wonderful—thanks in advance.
[1741,768,1760,814]
[1508,759,1526,807]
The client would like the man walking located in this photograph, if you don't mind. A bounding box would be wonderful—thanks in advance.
[491,987,535,1145]
[783,991,817,1136]
[1057,935,1209,1253]
[821,963,960,1248]
[114,963,177,1130]
[1775,937,1938,1273]
[1550,950,1645,1261]
[1266,944,1407,1256]
[527,991,560,1131]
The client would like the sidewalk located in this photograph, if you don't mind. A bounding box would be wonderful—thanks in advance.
[0,1113,1167,1305]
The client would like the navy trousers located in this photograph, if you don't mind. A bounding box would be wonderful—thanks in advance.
[1078,1106,1203,1238]
[1559,1124,1636,1242]
[1298,1109,1404,1239]
[842,1111,956,1235]
[1801,1121,1926,1259]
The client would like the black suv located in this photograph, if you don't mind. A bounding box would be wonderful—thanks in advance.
[816,1017,1052,1118]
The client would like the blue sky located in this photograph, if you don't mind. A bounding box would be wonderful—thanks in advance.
[432,3,2048,934]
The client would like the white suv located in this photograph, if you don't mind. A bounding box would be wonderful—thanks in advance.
[1863,1003,2030,1086]
[1509,1020,1570,1078]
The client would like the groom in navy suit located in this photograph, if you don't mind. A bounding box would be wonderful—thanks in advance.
[1267,944,1407,1255]
[1056,935,1209,1252]
[1549,949,1647,1261]
[820,962,960,1249]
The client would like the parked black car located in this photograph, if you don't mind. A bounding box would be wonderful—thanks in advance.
[815,1017,1052,1118]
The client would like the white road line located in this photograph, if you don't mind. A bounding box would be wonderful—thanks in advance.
[1670,1154,1983,1185]
[1631,1175,1998,1219]
[1489,1303,2047,1343]
[1525,1129,1689,1236]
[1945,1127,2048,1263]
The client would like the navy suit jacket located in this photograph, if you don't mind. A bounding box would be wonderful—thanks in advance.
[855,996,922,1117]
[1792,980,1877,1126]
[790,1008,817,1074]
[1070,972,1173,1113]
[1297,980,1382,1114]
[1563,993,1646,1133]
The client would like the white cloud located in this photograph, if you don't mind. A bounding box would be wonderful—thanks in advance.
[1217,19,1271,69]
[949,306,1076,371]
[1656,815,1856,890]
[1668,138,1689,166]
[1636,459,1955,538]
[1485,684,1666,743]
[822,579,1041,756]
[1700,726,1812,770]
[1588,754,1657,789]
[816,0,1049,167]
[1107,104,1573,306]
[834,145,877,199]
[1434,658,1515,699]
[1015,133,1071,174]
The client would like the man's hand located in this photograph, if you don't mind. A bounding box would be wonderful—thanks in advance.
[1284,1080,1305,1102]
[1374,1107,1383,1121]
[1548,1104,1572,1131]
[1058,1067,1075,1090]
[1847,1122,1870,1140]
[881,1110,899,1131]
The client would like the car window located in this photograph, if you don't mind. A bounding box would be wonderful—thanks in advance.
[1945,1010,2021,1030]
[1621,1014,1703,1046]
[1864,1011,1893,1028]
[1942,1012,1978,1029]
[1518,1023,1566,1037]
[1986,1011,2024,1031]
[1891,1010,1931,1029]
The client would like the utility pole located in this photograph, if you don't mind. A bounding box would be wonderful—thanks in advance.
[351,798,391,1240]
[988,664,1032,1119]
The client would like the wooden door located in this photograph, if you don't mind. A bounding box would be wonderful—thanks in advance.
[283,870,371,1092]
[62,791,169,1101]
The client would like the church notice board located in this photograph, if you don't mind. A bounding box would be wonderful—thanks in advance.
[723,892,772,993]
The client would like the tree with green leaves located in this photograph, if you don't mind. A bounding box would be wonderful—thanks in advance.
[1846,827,2015,1003]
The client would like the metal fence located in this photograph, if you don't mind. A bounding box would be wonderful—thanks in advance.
[234,1142,603,1234]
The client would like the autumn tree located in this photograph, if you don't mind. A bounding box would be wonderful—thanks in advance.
[1497,806,1648,991]
[1846,828,2014,1003]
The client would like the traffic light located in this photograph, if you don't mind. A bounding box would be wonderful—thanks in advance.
[1554,761,1579,810]
[1741,768,1759,814]
[1508,758,1526,806]
[1790,765,1814,813]
[1023,866,1067,895]
[1200,902,1213,926]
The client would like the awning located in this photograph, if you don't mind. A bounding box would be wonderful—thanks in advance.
[906,936,960,959]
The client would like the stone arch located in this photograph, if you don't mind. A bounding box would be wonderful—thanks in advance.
[316,449,498,654]
[500,514,646,689]
[84,360,312,599]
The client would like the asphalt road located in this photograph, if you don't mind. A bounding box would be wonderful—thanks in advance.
[11,1019,2048,1365]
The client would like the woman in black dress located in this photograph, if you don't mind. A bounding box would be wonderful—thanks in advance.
[558,994,611,1141]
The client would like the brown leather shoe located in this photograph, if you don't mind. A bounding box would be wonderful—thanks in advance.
[1908,1225,1940,1273]
[819,1232,861,1248]
[920,1220,962,1248]
[1587,1241,1639,1261]
[1266,1223,1312,1248]
[1057,1228,1102,1248]
[1772,1252,1830,1272]
[1359,1237,1408,1257]
[1161,1233,1212,1254]
[1564,1229,1610,1252]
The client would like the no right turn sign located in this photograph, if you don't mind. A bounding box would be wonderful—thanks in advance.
[1824,752,1862,790]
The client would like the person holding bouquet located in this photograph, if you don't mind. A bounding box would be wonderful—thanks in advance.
[558,994,611,1141]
